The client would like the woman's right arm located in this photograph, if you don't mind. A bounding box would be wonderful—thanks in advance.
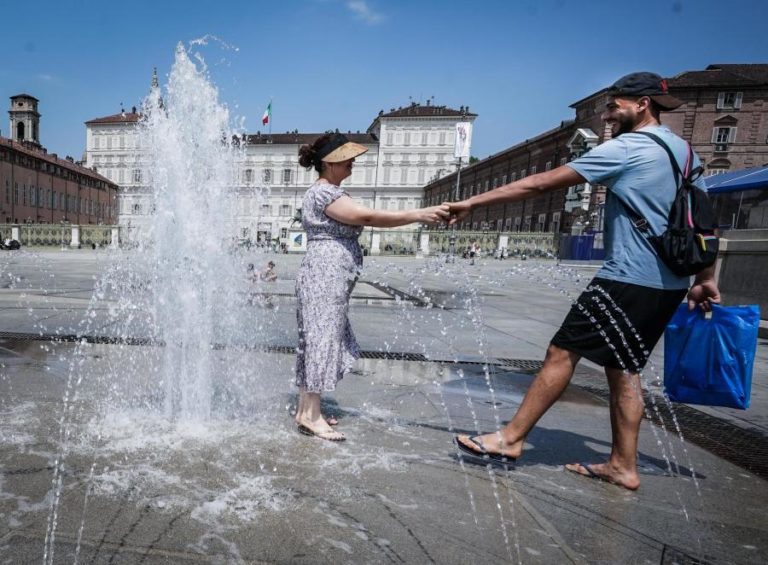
[325,196,449,228]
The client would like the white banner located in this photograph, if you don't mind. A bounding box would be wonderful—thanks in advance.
[454,122,473,159]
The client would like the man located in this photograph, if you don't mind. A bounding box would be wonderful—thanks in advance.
[449,72,720,490]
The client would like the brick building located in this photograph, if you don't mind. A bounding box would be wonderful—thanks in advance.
[2,94,118,225]
[424,64,768,233]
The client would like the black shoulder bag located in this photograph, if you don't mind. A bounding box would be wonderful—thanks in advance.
[616,131,719,277]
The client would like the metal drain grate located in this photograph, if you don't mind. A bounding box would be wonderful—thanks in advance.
[496,358,545,373]
[577,381,768,481]
[360,351,428,361]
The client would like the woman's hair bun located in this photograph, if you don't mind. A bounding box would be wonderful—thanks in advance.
[298,144,315,169]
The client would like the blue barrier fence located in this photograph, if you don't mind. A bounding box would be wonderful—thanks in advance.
[558,233,605,261]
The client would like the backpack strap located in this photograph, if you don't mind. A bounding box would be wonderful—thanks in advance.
[613,130,692,235]
[634,130,689,187]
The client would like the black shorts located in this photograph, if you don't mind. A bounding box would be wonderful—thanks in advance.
[551,277,687,371]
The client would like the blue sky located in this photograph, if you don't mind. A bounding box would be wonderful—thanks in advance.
[2,0,766,161]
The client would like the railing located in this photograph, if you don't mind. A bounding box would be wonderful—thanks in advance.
[16,224,72,247]
[427,230,558,257]
[0,224,560,257]
[0,224,118,248]
[80,226,113,247]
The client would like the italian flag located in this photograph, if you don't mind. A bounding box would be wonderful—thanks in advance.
[261,101,272,126]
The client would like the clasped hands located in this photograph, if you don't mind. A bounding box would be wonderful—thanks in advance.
[423,201,472,225]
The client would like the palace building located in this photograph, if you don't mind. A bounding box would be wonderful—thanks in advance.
[85,85,476,245]
[1,94,118,225]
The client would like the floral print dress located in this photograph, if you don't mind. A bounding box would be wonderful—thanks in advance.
[295,182,363,392]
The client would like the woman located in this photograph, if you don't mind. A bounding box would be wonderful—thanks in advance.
[294,132,449,441]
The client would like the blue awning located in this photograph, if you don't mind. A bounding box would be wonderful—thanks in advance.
[705,166,768,194]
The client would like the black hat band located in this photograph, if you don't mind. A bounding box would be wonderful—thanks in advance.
[315,133,350,161]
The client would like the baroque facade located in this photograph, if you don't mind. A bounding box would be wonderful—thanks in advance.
[85,99,475,246]
[424,64,768,234]
[1,94,118,226]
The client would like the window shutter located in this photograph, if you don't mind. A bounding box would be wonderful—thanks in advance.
[735,92,743,109]
[717,92,725,109]
[711,128,719,143]
[728,127,738,143]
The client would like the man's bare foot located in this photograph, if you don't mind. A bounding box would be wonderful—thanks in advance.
[456,432,522,459]
[565,462,640,491]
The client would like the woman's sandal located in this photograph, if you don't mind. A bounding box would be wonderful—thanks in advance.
[298,424,345,442]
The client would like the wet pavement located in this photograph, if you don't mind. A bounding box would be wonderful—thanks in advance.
[0,249,766,564]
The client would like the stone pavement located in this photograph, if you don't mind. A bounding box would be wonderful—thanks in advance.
[0,249,766,564]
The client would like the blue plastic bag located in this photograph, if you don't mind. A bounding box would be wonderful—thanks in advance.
[664,303,760,409]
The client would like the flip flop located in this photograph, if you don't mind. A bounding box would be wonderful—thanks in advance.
[567,463,601,479]
[454,435,515,468]
[297,424,345,442]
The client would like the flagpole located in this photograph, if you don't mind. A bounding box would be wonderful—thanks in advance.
[268,98,272,137]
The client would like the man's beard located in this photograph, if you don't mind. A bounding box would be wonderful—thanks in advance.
[613,115,636,136]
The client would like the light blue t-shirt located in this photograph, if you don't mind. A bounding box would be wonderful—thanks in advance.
[567,125,705,290]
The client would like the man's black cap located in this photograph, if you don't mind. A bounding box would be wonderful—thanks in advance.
[608,72,683,110]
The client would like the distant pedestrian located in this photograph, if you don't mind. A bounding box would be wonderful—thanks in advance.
[261,261,277,282]
[469,241,479,265]
[294,133,449,441]
[448,72,720,489]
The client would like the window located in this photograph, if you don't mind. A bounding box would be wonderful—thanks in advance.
[282,169,292,184]
[502,174,507,185]
[133,203,142,215]
[717,92,743,110]
[510,172,517,182]
[712,127,737,144]
[552,212,561,233]
[280,228,288,238]
[280,204,291,216]
[244,169,254,183]
[133,169,142,183]
[530,165,537,175]
[537,213,546,232]
[438,131,446,145]
[560,157,568,166]
[545,161,552,171]
[260,204,271,215]
[262,169,272,183]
